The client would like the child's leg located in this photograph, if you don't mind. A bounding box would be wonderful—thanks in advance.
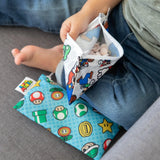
[55,3,160,130]
[82,58,160,130]
[0,0,86,33]
[83,4,160,130]
[11,45,63,73]
[56,53,160,130]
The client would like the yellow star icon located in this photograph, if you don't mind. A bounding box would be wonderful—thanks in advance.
[98,119,113,133]
[31,80,41,88]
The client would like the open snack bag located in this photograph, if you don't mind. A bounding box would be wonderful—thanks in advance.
[63,13,123,104]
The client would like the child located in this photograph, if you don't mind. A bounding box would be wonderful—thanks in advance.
[11,0,160,130]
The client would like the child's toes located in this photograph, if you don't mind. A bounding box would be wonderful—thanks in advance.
[14,53,24,65]
[11,48,20,57]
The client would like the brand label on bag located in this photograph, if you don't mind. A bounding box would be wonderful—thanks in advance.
[15,77,37,95]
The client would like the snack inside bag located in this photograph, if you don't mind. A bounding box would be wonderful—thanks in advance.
[63,13,124,104]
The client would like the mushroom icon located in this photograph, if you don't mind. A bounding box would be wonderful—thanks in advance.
[30,91,44,105]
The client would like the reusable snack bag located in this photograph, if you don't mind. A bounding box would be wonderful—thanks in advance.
[63,13,124,104]
[14,74,120,160]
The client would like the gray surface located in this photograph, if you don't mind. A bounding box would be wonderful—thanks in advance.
[0,26,92,160]
[1,26,160,160]
[101,97,160,160]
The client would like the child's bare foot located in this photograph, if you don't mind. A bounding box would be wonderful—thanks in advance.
[11,44,63,73]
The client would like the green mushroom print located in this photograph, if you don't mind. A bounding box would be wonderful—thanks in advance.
[53,106,68,120]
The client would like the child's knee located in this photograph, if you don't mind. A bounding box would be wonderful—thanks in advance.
[102,99,151,130]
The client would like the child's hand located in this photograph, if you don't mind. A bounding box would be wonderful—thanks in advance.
[60,11,90,42]
[60,0,122,43]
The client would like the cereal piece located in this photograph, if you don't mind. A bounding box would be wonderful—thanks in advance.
[100,44,110,56]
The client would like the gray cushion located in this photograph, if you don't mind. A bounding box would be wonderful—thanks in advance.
[101,97,160,160]
[0,26,92,160]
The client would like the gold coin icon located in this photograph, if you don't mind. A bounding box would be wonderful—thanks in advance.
[79,121,92,137]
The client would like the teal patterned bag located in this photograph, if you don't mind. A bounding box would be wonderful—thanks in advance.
[14,74,120,160]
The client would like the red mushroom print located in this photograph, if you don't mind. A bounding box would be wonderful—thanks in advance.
[30,91,44,105]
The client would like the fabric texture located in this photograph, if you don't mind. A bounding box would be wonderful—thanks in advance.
[122,0,160,60]
[13,74,120,160]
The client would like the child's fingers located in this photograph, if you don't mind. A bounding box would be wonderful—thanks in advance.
[60,21,71,43]
[60,31,66,43]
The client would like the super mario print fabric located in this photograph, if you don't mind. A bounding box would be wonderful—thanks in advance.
[13,74,120,160]
[63,13,124,104]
